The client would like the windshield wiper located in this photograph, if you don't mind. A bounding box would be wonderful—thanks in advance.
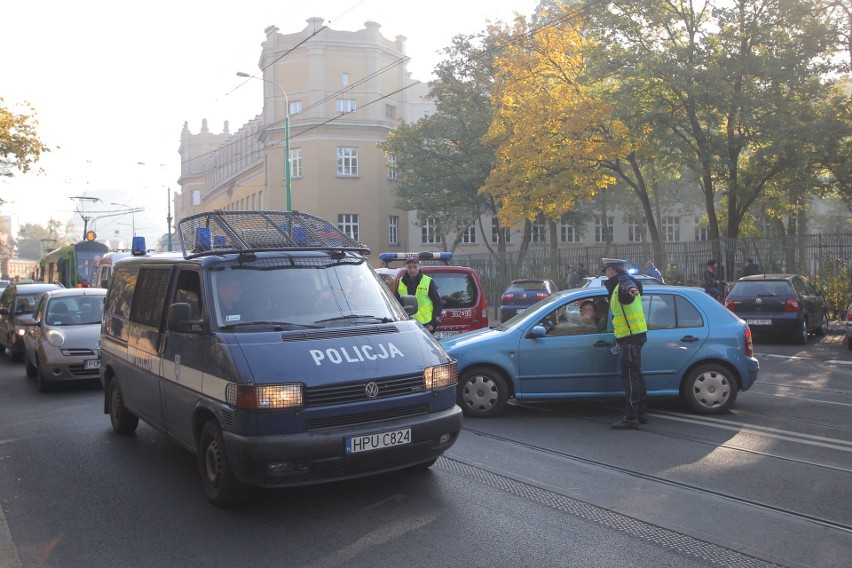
[314,314,392,324]
[221,320,322,330]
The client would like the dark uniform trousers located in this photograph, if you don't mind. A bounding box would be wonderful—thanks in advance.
[619,342,647,421]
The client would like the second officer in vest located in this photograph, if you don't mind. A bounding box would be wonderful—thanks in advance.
[603,258,649,430]
[396,257,443,334]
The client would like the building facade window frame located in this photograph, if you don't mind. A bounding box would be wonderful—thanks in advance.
[461,225,476,244]
[422,218,440,244]
[290,148,302,178]
[388,216,399,245]
[491,218,511,244]
[335,99,357,113]
[595,216,614,243]
[336,146,359,176]
[338,213,359,241]
[662,215,681,242]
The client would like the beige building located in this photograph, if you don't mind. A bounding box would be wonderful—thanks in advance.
[175,18,432,260]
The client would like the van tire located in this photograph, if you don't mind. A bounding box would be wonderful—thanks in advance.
[458,366,509,418]
[108,380,139,434]
[199,420,249,507]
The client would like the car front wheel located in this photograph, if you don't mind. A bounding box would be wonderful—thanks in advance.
[795,318,809,345]
[25,353,37,378]
[108,380,139,434]
[814,313,828,336]
[198,420,249,506]
[458,366,509,418]
[682,364,738,414]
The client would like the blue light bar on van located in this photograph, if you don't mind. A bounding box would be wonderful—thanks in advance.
[131,236,147,256]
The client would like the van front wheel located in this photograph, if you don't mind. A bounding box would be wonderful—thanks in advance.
[198,420,249,507]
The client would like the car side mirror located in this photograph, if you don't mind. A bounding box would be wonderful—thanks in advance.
[400,295,418,317]
[527,325,547,339]
[167,302,203,333]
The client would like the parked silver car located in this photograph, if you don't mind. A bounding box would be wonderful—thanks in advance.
[22,288,106,392]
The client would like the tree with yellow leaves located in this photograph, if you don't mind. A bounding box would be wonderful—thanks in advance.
[1,99,48,179]
[482,10,627,234]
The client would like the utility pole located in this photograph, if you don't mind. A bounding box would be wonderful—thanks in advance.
[69,196,101,237]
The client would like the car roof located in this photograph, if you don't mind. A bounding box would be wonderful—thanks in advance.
[738,274,801,281]
[7,283,62,293]
[43,288,107,299]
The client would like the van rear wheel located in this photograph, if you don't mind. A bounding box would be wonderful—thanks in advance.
[198,420,249,507]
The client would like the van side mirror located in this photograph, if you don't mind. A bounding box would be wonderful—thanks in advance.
[400,295,418,316]
[167,302,203,333]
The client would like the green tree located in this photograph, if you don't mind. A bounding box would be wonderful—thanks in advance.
[16,221,66,260]
[1,99,49,178]
[581,0,849,244]
[380,32,501,254]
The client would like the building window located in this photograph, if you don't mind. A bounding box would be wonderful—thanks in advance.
[388,216,399,245]
[560,215,579,243]
[491,218,511,243]
[595,216,614,243]
[385,104,396,120]
[422,218,440,244]
[662,216,680,242]
[461,225,476,244]
[290,148,302,178]
[288,100,302,115]
[338,214,359,240]
[626,214,644,242]
[191,189,201,206]
[335,99,357,113]
[694,217,709,241]
[342,73,350,86]
[531,216,546,244]
[336,147,358,176]
[386,153,398,181]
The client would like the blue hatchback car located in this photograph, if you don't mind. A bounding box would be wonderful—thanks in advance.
[442,286,759,418]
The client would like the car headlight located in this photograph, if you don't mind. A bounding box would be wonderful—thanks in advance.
[226,383,303,410]
[16,327,26,336]
[46,329,66,347]
[424,360,457,391]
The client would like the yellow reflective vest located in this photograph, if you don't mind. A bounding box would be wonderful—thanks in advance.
[610,284,647,339]
[411,274,434,325]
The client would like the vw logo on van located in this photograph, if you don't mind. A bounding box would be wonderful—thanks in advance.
[365,382,380,398]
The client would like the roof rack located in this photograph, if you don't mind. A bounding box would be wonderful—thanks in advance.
[177,210,370,259]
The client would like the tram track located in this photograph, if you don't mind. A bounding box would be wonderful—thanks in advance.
[459,424,852,535]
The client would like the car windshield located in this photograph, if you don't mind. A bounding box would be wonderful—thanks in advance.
[429,273,477,308]
[46,296,105,326]
[213,261,407,329]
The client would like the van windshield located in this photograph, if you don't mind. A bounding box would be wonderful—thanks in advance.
[212,261,408,329]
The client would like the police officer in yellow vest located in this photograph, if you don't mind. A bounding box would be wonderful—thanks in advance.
[603,258,649,430]
[396,257,443,334]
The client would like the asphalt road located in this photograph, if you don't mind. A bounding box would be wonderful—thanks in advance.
[1,326,849,568]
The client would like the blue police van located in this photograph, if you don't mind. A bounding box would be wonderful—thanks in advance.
[99,210,462,506]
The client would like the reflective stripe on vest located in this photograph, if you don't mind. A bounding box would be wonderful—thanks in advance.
[611,284,648,338]
[413,274,434,324]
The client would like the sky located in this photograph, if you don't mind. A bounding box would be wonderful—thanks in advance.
[1,0,538,250]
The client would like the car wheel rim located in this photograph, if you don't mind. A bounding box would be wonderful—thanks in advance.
[205,439,222,487]
[692,371,730,408]
[463,375,498,412]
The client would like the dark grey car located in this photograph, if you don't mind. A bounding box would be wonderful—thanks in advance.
[725,274,828,344]
[0,283,62,362]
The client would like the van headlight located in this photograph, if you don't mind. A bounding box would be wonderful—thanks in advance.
[46,329,66,347]
[226,384,304,410]
[424,360,457,391]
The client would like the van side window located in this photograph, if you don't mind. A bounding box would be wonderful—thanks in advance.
[105,268,137,319]
[130,268,172,327]
[174,270,203,320]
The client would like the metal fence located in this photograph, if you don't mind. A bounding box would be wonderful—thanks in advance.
[448,233,852,321]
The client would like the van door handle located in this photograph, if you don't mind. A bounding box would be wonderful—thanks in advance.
[594,340,612,348]
[680,335,700,343]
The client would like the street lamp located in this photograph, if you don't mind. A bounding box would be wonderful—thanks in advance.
[237,71,291,210]
[110,202,143,236]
